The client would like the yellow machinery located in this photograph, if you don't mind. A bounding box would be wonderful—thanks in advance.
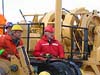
[40,8,100,75]
[1,0,100,75]
[0,46,34,75]
[20,7,100,75]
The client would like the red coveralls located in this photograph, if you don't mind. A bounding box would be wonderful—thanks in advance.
[33,35,64,59]
[0,34,23,60]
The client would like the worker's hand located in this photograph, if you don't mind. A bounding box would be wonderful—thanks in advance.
[43,53,52,58]
[7,54,11,60]
[16,46,23,51]
[40,53,44,57]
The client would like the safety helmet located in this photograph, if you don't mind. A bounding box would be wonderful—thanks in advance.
[11,24,23,31]
[44,25,54,33]
[5,22,13,29]
[39,71,51,75]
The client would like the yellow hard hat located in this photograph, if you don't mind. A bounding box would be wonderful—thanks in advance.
[39,71,51,75]
[11,24,23,31]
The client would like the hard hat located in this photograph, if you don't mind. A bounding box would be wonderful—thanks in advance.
[44,25,54,33]
[39,71,51,75]
[5,22,13,29]
[11,24,23,31]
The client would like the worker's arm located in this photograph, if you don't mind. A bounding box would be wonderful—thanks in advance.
[0,36,8,58]
[33,41,43,57]
[58,43,65,59]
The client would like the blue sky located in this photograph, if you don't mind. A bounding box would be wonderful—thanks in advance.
[0,0,100,23]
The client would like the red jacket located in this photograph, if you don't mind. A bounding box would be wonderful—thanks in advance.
[33,35,64,58]
[0,34,23,59]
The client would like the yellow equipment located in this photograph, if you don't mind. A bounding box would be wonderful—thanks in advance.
[20,7,100,75]
[1,0,100,75]
[0,46,34,75]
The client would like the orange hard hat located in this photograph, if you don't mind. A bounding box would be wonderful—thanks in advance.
[44,25,54,33]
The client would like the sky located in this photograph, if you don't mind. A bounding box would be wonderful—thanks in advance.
[0,0,100,23]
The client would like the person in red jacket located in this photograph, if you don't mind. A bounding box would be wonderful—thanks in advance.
[0,24,23,60]
[33,25,64,59]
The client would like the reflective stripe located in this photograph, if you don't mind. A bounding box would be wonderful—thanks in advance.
[42,43,49,45]
[41,43,58,46]
[52,43,58,46]
[0,35,5,37]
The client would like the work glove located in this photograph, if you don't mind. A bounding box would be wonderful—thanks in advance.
[43,53,52,59]
[7,54,12,60]
[0,49,11,60]
[0,49,5,55]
